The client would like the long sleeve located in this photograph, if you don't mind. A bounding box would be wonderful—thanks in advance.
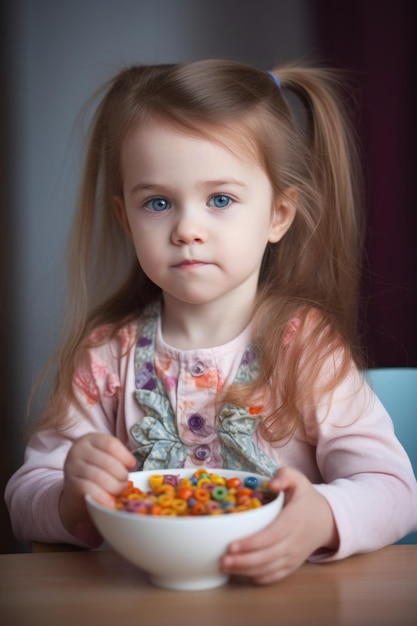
[6,429,95,546]
[256,363,417,560]
[306,368,417,560]
[4,324,138,546]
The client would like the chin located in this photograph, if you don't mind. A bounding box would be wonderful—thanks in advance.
[164,290,219,306]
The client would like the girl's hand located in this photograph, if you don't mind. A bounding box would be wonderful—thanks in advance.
[59,433,136,545]
[221,466,339,585]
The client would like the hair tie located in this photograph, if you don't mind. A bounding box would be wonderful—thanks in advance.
[267,70,282,89]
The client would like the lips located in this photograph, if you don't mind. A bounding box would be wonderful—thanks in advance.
[173,259,209,269]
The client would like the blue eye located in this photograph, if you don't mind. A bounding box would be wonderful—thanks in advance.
[145,197,170,212]
[208,194,233,209]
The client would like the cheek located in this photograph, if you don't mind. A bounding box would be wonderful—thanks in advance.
[130,232,159,268]
[137,243,157,264]
[220,230,268,274]
[137,235,171,277]
[228,216,271,253]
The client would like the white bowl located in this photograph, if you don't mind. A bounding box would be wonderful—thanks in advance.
[86,468,284,591]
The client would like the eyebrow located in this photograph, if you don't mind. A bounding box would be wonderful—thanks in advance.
[202,179,249,191]
[130,179,248,196]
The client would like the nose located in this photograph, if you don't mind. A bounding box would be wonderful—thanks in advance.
[170,209,208,245]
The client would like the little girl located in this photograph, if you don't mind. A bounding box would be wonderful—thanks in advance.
[5,59,417,584]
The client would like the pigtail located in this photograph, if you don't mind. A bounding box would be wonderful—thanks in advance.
[227,66,365,443]
[272,66,363,335]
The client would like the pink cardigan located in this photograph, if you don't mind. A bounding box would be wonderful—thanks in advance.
[5,320,417,558]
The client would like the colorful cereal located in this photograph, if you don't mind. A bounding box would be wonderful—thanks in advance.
[113,470,277,516]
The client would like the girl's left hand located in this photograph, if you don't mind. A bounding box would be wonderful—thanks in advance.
[220,466,339,585]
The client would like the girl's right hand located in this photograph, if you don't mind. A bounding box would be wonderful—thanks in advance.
[59,433,137,545]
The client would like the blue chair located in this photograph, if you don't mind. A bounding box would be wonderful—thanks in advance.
[366,368,417,544]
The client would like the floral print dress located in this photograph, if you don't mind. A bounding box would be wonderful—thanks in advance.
[131,304,278,476]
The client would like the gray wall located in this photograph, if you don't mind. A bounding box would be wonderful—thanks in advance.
[2,0,315,551]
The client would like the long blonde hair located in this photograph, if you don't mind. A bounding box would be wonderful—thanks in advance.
[34,59,364,442]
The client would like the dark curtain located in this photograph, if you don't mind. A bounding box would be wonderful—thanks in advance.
[315,0,417,367]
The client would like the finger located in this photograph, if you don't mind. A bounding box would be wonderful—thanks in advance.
[227,513,292,555]
[71,456,132,497]
[82,481,117,507]
[222,542,302,585]
[67,447,127,486]
[222,543,288,578]
[268,465,305,492]
[67,435,136,482]
[87,447,133,482]
[245,550,303,585]
[66,447,133,499]
[250,564,295,585]
[88,434,137,470]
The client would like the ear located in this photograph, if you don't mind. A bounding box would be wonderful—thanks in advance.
[113,195,132,238]
[268,187,297,244]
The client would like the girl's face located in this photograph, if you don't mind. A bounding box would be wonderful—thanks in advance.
[115,119,295,314]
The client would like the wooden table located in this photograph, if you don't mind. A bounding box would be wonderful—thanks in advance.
[1,546,416,626]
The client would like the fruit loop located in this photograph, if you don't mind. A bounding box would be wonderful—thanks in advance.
[113,469,278,516]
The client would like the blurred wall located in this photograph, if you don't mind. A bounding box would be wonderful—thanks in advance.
[316,0,417,369]
[1,0,315,552]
